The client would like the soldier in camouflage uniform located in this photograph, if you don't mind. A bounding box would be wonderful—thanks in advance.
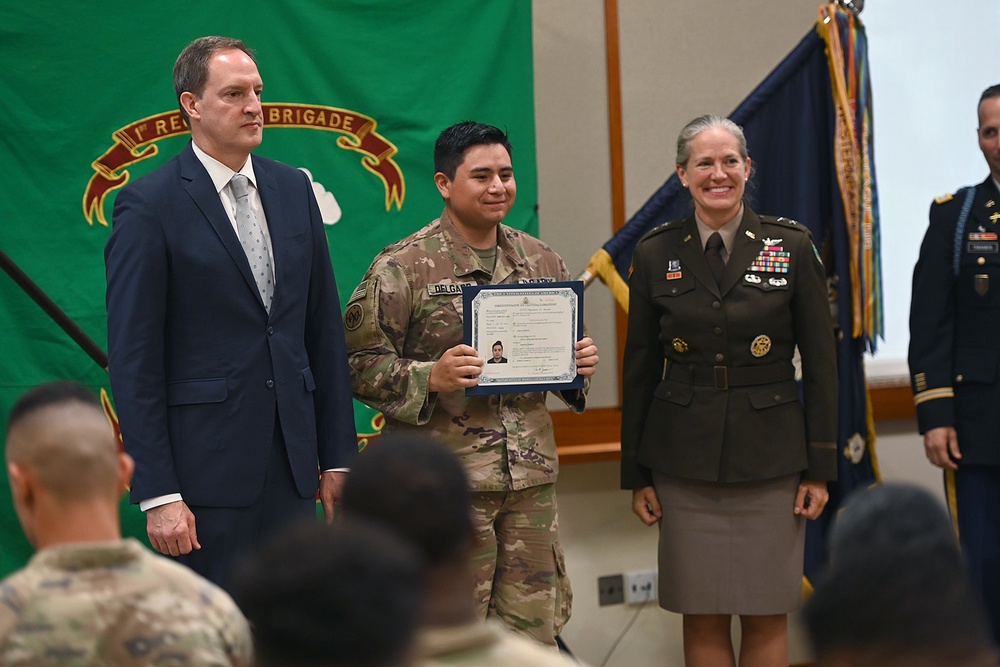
[345,122,599,647]
[0,382,252,666]
[342,434,586,667]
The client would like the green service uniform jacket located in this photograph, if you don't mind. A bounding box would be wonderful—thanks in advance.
[908,177,1000,465]
[620,205,838,489]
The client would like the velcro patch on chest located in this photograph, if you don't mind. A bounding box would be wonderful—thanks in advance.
[427,282,474,296]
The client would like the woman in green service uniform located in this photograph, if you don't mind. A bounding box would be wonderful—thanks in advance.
[620,115,838,667]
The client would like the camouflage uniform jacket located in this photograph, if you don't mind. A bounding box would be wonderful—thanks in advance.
[417,620,585,667]
[345,210,588,491]
[0,539,252,666]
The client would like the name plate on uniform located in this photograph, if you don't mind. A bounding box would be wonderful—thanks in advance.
[463,281,585,395]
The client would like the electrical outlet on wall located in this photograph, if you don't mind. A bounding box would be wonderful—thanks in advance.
[597,573,625,606]
[624,569,657,605]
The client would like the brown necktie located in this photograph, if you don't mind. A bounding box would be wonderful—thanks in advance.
[705,232,726,286]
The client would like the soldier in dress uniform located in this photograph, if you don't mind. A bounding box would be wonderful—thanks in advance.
[909,83,1000,642]
[621,114,838,667]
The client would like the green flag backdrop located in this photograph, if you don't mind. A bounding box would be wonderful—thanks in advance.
[0,1,537,577]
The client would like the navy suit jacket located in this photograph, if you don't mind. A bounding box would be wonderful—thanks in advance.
[105,142,357,507]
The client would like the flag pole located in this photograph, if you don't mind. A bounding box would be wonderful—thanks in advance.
[0,248,109,371]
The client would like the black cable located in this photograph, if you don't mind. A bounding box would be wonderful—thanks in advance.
[599,587,652,667]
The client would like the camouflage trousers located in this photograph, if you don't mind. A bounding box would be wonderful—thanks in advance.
[470,483,572,646]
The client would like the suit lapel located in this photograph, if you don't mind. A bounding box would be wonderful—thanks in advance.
[674,217,720,296]
[968,177,1000,230]
[179,144,264,309]
[720,207,763,296]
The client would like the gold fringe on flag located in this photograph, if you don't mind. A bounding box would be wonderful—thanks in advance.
[583,248,631,312]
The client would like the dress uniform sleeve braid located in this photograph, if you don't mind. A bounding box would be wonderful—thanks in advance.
[908,198,960,433]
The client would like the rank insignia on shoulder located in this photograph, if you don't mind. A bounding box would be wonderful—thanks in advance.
[934,193,954,205]
[672,337,689,353]
[988,200,996,208]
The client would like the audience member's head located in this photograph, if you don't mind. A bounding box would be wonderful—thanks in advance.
[5,381,132,547]
[341,434,474,567]
[804,483,998,667]
[231,519,423,667]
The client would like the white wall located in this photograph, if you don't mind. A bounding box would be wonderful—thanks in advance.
[533,0,620,408]
[863,0,1000,371]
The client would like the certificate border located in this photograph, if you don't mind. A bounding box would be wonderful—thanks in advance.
[463,280,585,396]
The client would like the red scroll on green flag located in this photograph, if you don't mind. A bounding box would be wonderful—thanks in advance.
[0,1,537,577]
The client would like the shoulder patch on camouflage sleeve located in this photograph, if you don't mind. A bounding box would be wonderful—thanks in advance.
[344,302,364,331]
[348,282,367,303]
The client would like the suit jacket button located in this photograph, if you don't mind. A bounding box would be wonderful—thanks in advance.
[715,353,724,362]
[266,379,275,389]
[712,301,721,310]
[713,327,722,335]
[267,326,274,335]
[955,374,964,383]
[774,394,781,402]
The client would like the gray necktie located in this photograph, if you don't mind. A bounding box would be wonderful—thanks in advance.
[230,174,274,312]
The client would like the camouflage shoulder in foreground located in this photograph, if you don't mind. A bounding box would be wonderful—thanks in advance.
[0,539,252,667]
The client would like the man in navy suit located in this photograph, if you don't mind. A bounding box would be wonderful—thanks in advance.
[105,36,357,588]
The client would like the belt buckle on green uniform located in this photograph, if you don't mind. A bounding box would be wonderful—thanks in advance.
[713,365,728,390]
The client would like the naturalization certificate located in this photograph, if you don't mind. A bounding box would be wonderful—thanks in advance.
[462,280,585,396]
